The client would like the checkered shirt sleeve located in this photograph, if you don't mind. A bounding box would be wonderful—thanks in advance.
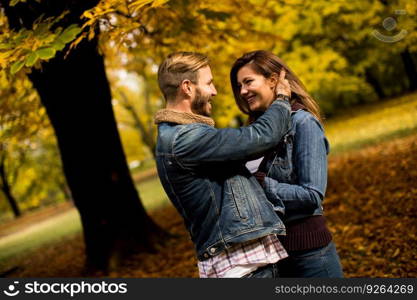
[197,234,288,278]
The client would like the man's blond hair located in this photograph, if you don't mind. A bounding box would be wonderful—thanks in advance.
[158,52,209,101]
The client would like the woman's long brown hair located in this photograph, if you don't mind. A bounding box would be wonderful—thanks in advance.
[230,50,323,123]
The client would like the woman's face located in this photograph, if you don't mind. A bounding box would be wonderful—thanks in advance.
[236,64,275,112]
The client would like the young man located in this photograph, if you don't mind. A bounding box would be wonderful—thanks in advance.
[154,52,291,278]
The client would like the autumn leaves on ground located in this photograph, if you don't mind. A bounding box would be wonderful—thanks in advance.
[3,131,416,278]
[326,134,417,277]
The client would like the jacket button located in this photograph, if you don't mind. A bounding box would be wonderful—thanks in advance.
[204,253,209,258]
[210,247,216,254]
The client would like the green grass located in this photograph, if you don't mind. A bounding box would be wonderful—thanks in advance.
[135,176,170,211]
[325,92,417,155]
[0,176,169,263]
[0,209,82,262]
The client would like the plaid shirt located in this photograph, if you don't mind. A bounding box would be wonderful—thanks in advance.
[198,234,288,278]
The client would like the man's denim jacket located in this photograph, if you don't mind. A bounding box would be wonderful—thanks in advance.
[263,109,330,223]
[155,101,291,261]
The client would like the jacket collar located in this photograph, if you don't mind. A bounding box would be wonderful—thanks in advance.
[154,109,215,127]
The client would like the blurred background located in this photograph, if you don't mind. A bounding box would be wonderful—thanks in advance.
[0,0,416,277]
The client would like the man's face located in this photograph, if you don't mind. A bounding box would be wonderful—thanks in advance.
[191,66,217,117]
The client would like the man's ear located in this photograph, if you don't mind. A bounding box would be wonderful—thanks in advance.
[180,79,193,97]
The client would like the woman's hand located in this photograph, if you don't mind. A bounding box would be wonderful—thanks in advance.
[274,69,291,98]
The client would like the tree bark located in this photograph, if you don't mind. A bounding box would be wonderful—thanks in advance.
[365,68,386,99]
[0,155,21,218]
[2,0,168,272]
[401,49,417,92]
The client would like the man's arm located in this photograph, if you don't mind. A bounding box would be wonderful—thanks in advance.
[173,101,291,169]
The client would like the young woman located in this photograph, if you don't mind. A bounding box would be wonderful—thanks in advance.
[230,50,344,277]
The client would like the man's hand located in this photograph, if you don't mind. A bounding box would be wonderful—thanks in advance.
[274,70,291,98]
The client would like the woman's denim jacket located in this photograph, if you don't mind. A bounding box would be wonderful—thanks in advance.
[263,109,330,223]
[155,101,291,261]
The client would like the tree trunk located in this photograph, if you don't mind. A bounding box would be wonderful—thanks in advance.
[365,68,386,99]
[401,49,417,92]
[0,158,21,218]
[2,0,168,272]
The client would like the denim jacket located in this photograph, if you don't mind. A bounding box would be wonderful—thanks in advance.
[155,101,291,261]
[263,109,330,223]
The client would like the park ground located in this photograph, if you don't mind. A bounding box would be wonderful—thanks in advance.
[0,93,417,277]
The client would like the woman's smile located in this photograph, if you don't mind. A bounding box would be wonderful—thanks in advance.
[245,94,257,105]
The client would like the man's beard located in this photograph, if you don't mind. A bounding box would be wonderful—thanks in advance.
[191,88,212,117]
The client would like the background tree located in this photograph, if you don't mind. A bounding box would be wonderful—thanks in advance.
[252,0,417,112]
[0,143,24,218]
[0,70,46,219]
[107,60,161,160]
[0,0,170,272]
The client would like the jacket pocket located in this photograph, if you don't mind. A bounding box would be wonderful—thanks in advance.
[229,177,249,220]
[269,135,294,182]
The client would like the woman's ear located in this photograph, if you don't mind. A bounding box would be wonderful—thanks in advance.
[268,73,279,89]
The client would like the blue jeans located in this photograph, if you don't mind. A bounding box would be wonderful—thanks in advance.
[277,242,344,278]
[242,263,279,278]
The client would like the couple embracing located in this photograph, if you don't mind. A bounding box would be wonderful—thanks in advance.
[154,51,343,278]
